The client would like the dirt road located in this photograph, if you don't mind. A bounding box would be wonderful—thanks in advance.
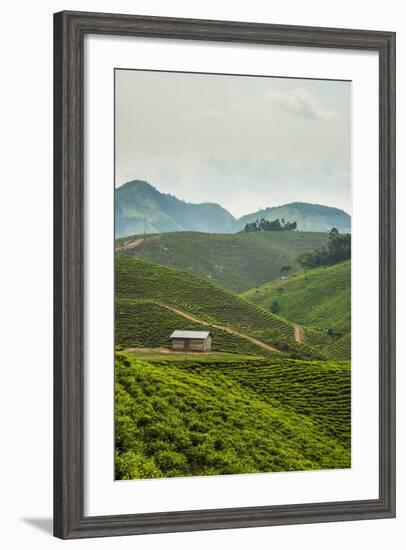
[115,238,145,253]
[293,325,304,343]
[155,300,280,354]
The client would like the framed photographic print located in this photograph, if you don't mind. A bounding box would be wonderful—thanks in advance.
[54,11,396,539]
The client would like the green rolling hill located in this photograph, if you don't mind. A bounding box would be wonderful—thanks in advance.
[116,254,293,347]
[115,352,350,479]
[117,230,329,292]
[115,254,333,359]
[116,298,274,357]
[242,261,351,336]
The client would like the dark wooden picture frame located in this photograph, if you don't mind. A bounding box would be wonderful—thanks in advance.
[54,10,396,539]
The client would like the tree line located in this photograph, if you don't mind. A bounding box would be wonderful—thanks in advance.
[243,218,297,233]
[297,228,351,269]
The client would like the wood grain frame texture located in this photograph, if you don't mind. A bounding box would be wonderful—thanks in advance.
[53,10,396,539]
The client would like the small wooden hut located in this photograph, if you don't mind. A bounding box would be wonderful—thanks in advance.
[170,330,212,352]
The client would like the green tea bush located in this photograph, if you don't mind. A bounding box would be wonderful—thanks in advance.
[115,352,351,480]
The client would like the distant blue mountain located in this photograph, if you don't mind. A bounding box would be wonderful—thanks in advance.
[115,180,351,237]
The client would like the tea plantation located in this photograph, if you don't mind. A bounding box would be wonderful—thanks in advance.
[115,352,351,479]
[152,356,351,448]
[116,255,295,344]
[116,298,274,357]
[119,230,329,292]
[243,260,351,336]
[116,254,331,358]
[326,333,351,360]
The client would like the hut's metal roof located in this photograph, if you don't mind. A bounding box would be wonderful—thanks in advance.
[170,330,210,339]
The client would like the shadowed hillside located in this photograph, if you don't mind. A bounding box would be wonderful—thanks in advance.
[117,230,329,292]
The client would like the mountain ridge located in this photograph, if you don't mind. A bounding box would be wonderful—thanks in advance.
[115,180,351,237]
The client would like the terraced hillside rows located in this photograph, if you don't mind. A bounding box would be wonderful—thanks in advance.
[116,298,275,357]
[115,352,351,479]
[243,260,351,336]
[154,356,351,448]
[116,254,296,347]
[118,230,329,292]
[326,333,352,360]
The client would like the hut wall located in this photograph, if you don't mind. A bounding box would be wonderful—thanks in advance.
[172,339,186,350]
[171,337,211,352]
[189,339,205,351]
[205,336,212,351]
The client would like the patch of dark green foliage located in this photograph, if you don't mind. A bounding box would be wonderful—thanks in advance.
[243,218,297,233]
[297,228,351,269]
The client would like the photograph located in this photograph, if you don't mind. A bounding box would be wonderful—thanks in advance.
[114,68,352,480]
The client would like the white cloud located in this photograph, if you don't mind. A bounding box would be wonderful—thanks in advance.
[264,87,336,121]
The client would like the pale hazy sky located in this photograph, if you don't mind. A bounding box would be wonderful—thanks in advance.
[115,69,351,217]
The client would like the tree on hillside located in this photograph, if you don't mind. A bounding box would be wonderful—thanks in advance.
[296,228,351,269]
[284,221,297,231]
[280,265,292,275]
[243,220,261,232]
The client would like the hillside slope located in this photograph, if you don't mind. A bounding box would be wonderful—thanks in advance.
[116,254,333,359]
[326,333,352,360]
[118,230,329,292]
[116,254,294,345]
[116,298,276,357]
[115,352,350,479]
[243,261,351,335]
[150,355,351,448]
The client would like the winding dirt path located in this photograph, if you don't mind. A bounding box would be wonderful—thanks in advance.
[293,324,305,343]
[154,300,280,354]
[116,238,145,253]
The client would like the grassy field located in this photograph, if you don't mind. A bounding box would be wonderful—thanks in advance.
[118,230,329,292]
[115,352,350,479]
[242,261,351,336]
